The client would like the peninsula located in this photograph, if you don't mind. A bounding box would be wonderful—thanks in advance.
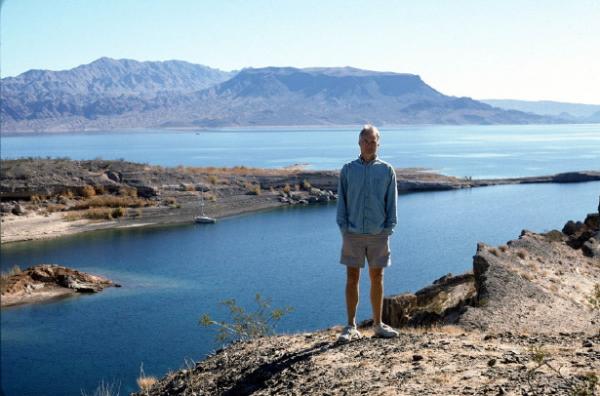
[1,158,599,244]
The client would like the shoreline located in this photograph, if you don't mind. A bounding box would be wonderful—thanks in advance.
[4,122,599,136]
[1,158,599,245]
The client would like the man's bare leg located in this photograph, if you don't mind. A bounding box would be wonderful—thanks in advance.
[369,267,384,326]
[345,267,360,326]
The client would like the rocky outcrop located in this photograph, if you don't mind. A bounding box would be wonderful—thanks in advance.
[1,264,119,308]
[382,272,476,328]
[379,204,600,336]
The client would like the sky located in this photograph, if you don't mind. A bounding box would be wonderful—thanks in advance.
[1,0,599,104]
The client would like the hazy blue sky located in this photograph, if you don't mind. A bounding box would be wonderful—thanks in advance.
[1,0,599,104]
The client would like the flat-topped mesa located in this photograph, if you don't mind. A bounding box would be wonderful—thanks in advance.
[1,264,119,308]
[382,200,600,335]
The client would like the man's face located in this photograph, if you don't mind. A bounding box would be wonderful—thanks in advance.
[359,131,379,158]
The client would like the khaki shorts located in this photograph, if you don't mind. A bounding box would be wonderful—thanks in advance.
[340,232,391,268]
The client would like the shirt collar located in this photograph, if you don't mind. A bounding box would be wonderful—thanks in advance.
[358,154,378,165]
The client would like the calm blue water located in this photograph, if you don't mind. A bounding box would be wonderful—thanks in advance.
[1,181,599,396]
[1,124,600,178]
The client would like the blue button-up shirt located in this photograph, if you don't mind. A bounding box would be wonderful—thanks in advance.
[336,155,398,235]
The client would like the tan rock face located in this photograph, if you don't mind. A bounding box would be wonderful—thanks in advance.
[1,264,118,308]
[383,273,476,328]
[381,208,600,336]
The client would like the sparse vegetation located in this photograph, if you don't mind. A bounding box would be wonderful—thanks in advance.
[244,182,261,195]
[516,250,527,260]
[1,265,23,289]
[46,204,66,213]
[526,340,599,394]
[80,378,121,396]
[71,195,150,210]
[81,185,96,198]
[111,207,125,218]
[118,186,138,198]
[136,362,157,393]
[302,179,311,189]
[30,194,43,204]
[588,283,600,311]
[199,293,294,345]
[64,207,126,221]
[282,184,291,194]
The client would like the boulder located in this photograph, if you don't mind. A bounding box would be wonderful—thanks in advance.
[11,204,26,215]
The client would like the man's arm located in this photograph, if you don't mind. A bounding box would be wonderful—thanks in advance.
[382,167,398,235]
[336,164,348,234]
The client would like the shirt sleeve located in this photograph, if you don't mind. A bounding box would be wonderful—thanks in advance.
[336,164,348,233]
[383,166,398,234]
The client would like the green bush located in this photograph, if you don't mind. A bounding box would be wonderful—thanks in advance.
[199,293,294,344]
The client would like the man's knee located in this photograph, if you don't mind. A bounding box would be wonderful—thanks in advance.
[369,267,384,283]
[346,267,360,284]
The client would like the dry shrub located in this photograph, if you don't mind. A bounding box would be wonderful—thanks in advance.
[182,165,293,176]
[137,362,158,393]
[83,208,114,220]
[208,175,219,185]
[517,250,527,260]
[111,207,125,218]
[118,186,138,197]
[204,192,218,202]
[73,195,149,209]
[302,179,312,189]
[81,185,96,198]
[499,245,508,253]
[489,248,499,256]
[30,194,43,204]
[282,184,291,194]
[65,208,124,221]
[1,265,22,279]
[46,204,66,213]
[244,182,261,195]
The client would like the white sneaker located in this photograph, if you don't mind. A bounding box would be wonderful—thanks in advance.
[373,322,399,338]
[337,325,362,343]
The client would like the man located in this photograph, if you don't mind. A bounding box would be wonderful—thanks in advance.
[336,124,399,342]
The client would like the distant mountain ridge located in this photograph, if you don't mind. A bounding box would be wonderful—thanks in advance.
[0,57,569,133]
[481,99,600,122]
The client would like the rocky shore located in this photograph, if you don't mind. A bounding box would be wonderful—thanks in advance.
[132,206,599,396]
[1,159,599,244]
[0,264,119,308]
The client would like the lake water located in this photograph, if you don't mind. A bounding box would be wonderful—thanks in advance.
[1,124,600,178]
[1,124,600,395]
[1,181,599,396]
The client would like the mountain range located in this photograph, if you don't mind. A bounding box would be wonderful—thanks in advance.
[0,57,584,133]
[480,99,600,123]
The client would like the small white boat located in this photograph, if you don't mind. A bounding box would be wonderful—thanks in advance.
[195,188,216,224]
[195,215,216,224]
